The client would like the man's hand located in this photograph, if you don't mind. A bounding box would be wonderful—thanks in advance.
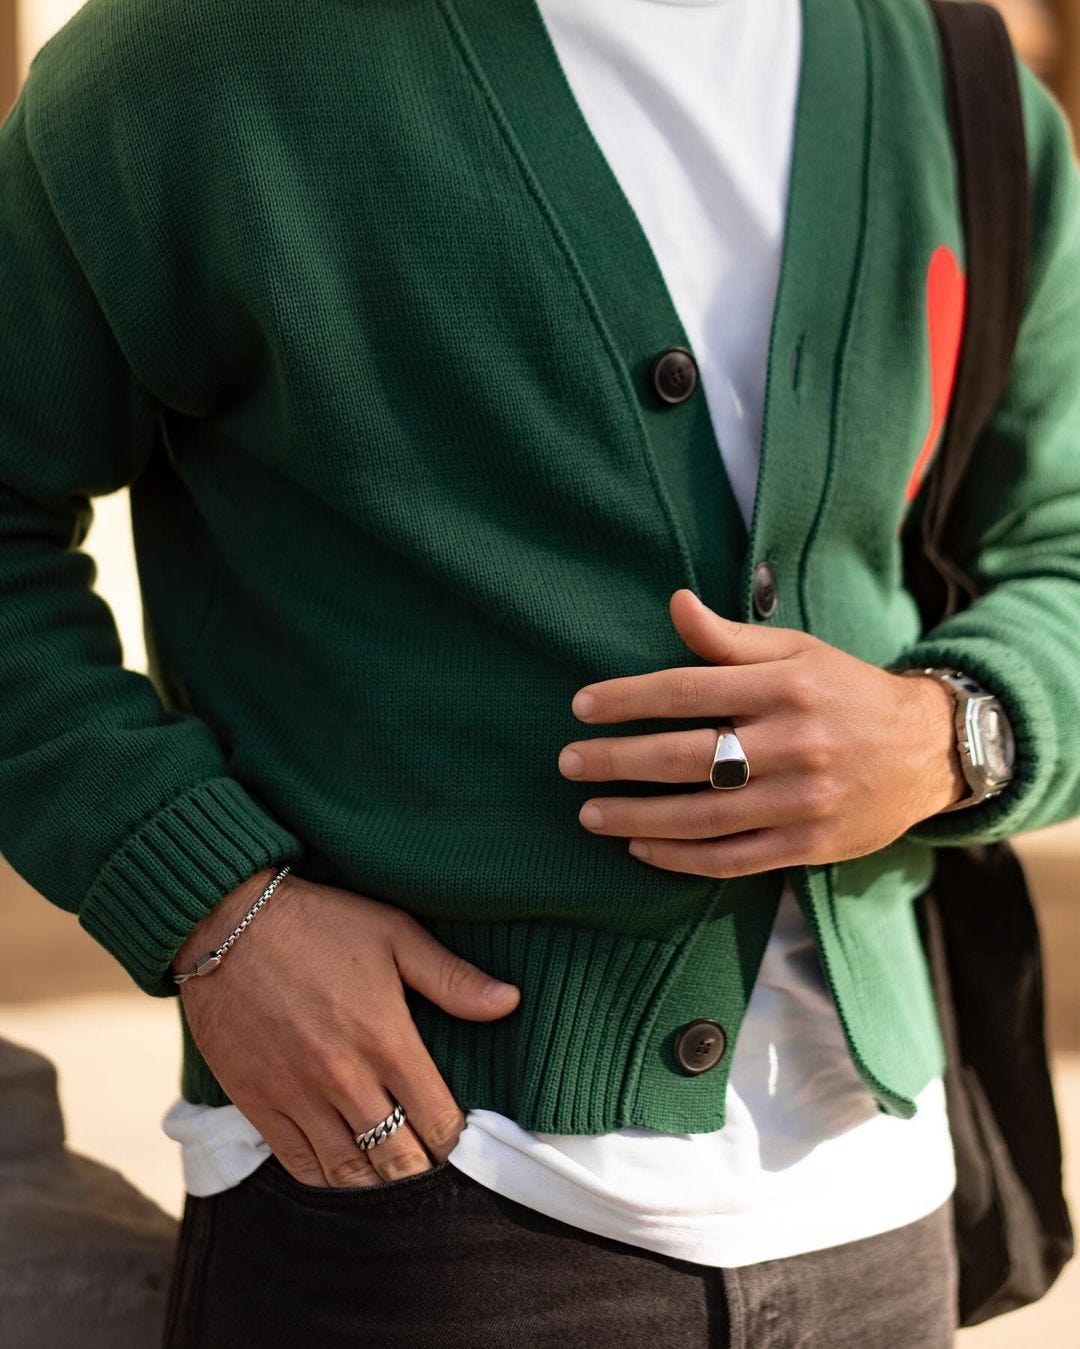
[558,588,967,879]
[171,869,520,1188]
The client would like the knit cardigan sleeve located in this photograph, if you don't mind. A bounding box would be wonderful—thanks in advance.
[0,84,302,997]
[896,55,1080,847]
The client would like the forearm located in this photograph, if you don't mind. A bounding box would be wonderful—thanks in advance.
[0,83,302,995]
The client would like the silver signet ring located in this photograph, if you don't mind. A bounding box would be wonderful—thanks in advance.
[710,722,750,790]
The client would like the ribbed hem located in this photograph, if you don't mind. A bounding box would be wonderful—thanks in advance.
[180,919,693,1126]
[79,776,303,997]
[891,636,1055,846]
[411,919,688,1134]
[179,873,790,1132]
[175,866,945,1132]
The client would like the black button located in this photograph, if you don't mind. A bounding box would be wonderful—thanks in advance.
[673,1019,727,1075]
[752,561,779,619]
[650,346,699,405]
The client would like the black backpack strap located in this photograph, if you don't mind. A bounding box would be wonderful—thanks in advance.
[912,5,1073,1327]
[910,0,1031,627]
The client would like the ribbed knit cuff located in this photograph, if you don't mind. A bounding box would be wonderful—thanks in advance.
[891,635,1056,846]
[79,776,303,997]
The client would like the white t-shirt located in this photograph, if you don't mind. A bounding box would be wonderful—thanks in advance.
[163,0,957,1267]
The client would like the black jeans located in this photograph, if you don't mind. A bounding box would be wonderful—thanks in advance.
[163,1154,959,1348]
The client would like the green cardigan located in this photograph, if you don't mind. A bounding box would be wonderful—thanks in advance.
[3,0,1080,1131]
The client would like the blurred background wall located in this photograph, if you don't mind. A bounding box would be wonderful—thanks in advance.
[1,3,1079,1343]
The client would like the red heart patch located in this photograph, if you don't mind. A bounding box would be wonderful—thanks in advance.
[904,244,967,504]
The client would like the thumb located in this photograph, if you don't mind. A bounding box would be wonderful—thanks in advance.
[391,919,521,1022]
[668,588,807,665]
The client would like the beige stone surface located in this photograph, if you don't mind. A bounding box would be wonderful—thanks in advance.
[0,1040,176,1348]
[0,994,184,1219]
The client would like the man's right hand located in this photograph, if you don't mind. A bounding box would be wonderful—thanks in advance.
[170,867,520,1188]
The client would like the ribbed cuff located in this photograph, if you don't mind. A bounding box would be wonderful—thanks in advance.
[79,776,303,997]
[891,635,1056,846]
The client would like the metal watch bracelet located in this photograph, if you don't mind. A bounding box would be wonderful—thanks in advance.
[890,665,1013,812]
[172,863,293,984]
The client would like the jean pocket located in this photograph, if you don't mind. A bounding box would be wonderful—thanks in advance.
[255,1152,456,1208]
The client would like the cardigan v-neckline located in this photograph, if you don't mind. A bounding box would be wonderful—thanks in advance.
[440,0,872,627]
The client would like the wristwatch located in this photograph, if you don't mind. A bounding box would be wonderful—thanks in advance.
[895,667,1016,812]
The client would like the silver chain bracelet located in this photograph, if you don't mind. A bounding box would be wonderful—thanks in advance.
[172,863,293,984]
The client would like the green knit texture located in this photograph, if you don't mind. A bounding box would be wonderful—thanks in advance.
[2,0,1079,1131]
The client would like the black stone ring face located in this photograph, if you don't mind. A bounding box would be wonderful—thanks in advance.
[709,723,750,790]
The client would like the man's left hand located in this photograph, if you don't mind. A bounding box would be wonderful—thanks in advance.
[558,588,967,879]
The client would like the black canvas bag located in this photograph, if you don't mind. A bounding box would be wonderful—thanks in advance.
[901,0,1075,1326]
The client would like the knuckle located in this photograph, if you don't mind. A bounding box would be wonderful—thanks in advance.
[784,669,819,711]
[386,904,415,934]
[362,1017,400,1062]
[817,775,844,811]
[327,1154,377,1188]
[705,848,739,880]
[596,741,619,779]
[797,821,832,857]
[440,950,478,997]
[790,727,832,774]
[294,1027,343,1075]
[421,1107,466,1153]
[321,1059,361,1101]
[377,1146,431,1184]
[381,905,416,945]
[278,1151,326,1186]
[668,672,704,716]
[686,802,721,837]
[667,736,703,780]
[804,788,834,822]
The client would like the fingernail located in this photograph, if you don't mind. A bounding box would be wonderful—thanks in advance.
[572,690,595,718]
[484,979,518,1005]
[628,840,650,860]
[580,803,604,828]
[559,748,585,777]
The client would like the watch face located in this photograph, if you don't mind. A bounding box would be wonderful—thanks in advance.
[975,701,1015,783]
